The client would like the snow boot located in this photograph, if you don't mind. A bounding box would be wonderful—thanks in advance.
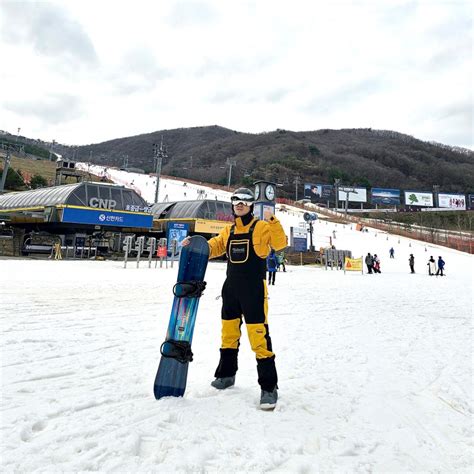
[260,388,278,410]
[211,376,235,390]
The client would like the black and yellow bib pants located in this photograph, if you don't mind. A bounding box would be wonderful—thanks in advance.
[214,221,278,392]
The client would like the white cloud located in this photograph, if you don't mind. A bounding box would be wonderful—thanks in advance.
[0,0,471,148]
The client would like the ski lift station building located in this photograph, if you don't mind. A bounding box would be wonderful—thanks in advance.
[0,182,233,256]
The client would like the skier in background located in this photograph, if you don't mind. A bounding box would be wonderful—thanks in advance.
[409,254,415,273]
[389,247,395,258]
[276,251,286,272]
[365,253,374,274]
[373,254,381,273]
[184,187,287,410]
[427,256,436,276]
[267,249,278,285]
[436,256,445,276]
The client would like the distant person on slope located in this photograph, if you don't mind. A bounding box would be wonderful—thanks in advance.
[183,187,287,410]
[389,247,394,258]
[365,253,374,274]
[276,251,286,272]
[427,256,436,276]
[267,249,278,285]
[373,254,381,273]
[409,254,415,273]
[436,256,445,276]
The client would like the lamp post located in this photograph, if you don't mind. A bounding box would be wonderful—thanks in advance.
[293,176,301,201]
[334,178,341,210]
[226,159,236,189]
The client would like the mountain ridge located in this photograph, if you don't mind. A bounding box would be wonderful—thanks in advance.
[3,126,473,197]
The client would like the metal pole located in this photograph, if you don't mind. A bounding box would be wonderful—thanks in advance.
[0,150,11,192]
[227,159,236,189]
[154,148,162,203]
[433,184,440,208]
[294,176,300,201]
[228,162,232,188]
[153,137,167,204]
[334,179,340,210]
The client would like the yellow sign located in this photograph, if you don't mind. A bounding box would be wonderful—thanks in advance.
[345,257,362,271]
[194,219,230,234]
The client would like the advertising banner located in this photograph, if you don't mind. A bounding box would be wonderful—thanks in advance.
[468,194,474,210]
[62,207,153,228]
[254,203,275,221]
[304,184,333,203]
[371,188,401,205]
[194,219,228,234]
[404,191,433,207]
[290,227,307,252]
[167,222,190,256]
[338,187,367,203]
[438,193,466,210]
[344,257,363,272]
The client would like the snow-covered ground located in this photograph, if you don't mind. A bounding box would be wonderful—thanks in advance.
[1,167,473,472]
[76,163,235,204]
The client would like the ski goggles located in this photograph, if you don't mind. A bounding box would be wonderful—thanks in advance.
[231,194,254,206]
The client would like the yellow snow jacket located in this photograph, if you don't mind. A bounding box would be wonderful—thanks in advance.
[208,214,287,259]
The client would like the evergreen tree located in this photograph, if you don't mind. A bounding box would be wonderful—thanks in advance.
[30,174,48,189]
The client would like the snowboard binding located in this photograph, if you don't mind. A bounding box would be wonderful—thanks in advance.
[173,280,207,298]
[160,340,194,364]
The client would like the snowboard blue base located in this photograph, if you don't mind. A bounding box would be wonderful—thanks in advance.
[154,358,189,398]
[153,235,209,400]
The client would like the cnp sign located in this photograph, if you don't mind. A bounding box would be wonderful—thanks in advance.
[89,197,117,210]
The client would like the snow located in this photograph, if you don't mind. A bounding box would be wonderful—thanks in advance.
[1,167,473,472]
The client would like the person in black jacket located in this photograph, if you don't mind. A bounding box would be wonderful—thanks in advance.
[409,254,415,273]
[185,188,287,410]
[365,253,374,274]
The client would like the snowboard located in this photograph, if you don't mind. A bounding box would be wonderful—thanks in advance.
[153,235,209,399]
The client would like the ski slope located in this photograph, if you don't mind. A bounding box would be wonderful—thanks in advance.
[1,167,472,472]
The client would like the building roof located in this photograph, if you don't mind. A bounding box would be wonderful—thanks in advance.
[151,199,233,221]
[0,182,148,211]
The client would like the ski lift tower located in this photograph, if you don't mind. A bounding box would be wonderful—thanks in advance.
[0,143,22,192]
[153,137,168,204]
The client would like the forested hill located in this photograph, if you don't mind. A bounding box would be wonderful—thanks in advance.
[42,127,474,196]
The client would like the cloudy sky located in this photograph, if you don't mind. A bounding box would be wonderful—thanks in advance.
[0,0,472,148]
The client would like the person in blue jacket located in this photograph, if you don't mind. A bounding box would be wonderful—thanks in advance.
[267,249,278,285]
[436,256,445,276]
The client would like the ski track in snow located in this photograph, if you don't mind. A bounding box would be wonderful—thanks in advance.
[1,170,473,473]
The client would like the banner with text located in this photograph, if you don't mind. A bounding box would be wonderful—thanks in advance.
[438,193,466,210]
[303,184,333,203]
[404,191,433,207]
[344,257,363,272]
[290,226,308,252]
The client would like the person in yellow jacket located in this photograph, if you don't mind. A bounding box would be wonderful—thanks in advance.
[185,187,287,410]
